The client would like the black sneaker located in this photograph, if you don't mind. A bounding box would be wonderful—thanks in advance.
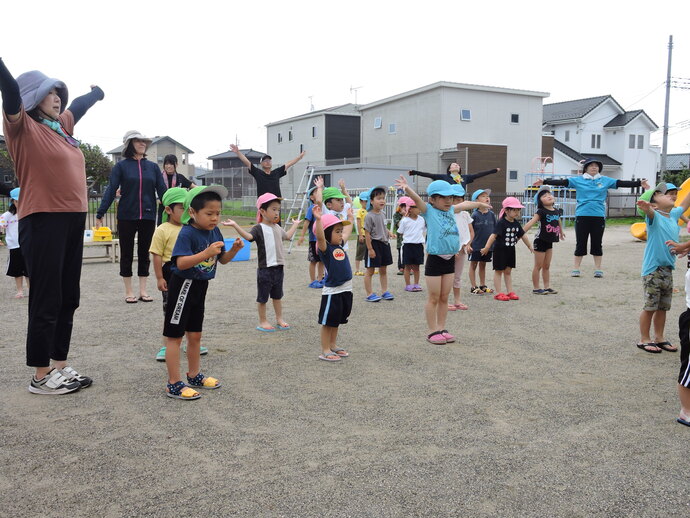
[59,366,93,388]
[29,369,81,395]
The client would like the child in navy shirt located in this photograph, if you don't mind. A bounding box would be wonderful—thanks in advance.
[312,205,355,362]
[468,189,497,294]
[163,186,244,400]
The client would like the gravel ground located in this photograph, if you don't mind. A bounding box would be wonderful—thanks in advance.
[1,225,689,517]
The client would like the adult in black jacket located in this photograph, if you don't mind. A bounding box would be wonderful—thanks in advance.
[156,154,195,224]
[230,143,305,198]
[408,162,500,189]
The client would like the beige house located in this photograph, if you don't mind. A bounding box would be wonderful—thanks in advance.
[107,136,195,179]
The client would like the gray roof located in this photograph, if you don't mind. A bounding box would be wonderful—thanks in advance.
[543,95,616,124]
[667,153,690,171]
[266,103,360,126]
[553,139,621,166]
[107,135,194,155]
[207,148,266,161]
[603,109,658,130]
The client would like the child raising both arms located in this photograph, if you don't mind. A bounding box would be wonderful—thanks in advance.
[312,204,355,362]
[481,197,533,301]
[522,186,565,294]
[395,177,490,345]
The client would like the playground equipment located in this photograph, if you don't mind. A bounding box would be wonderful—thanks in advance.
[628,177,690,241]
[524,157,576,223]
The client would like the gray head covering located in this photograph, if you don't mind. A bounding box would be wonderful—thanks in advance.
[15,70,68,114]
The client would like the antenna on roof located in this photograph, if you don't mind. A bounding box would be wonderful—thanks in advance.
[235,134,239,147]
[308,96,314,111]
[350,85,363,105]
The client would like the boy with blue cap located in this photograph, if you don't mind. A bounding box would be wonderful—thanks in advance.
[468,188,497,294]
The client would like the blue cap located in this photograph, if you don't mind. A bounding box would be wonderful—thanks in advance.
[450,184,465,197]
[471,188,491,201]
[533,186,551,207]
[9,188,20,200]
[427,180,456,197]
[358,189,372,211]
[666,183,678,191]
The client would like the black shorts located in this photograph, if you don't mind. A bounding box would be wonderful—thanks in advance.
[424,254,455,276]
[163,275,208,338]
[469,250,492,262]
[161,262,172,313]
[401,243,424,266]
[574,216,605,256]
[365,239,393,269]
[257,265,284,303]
[6,247,28,278]
[308,241,321,263]
[318,291,353,327]
[492,247,516,271]
[533,238,553,252]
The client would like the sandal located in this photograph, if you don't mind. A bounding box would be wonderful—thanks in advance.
[571,270,580,277]
[330,347,349,357]
[470,286,483,295]
[427,331,446,345]
[455,303,469,310]
[187,372,221,389]
[636,342,661,354]
[319,352,341,362]
[138,295,153,302]
[166,381,201,400]
[655,341,678,352]
[125,296,138,304]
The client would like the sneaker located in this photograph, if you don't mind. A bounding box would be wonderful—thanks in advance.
[29,368,81,395]
[507,292,520,300]
[594,270,604,278]
[316,279,325,288]
[440,330,455,342]
[494,293,510,301]
[381,291,394,300]
[182,344,209,355]
[427,332,446,345]
[571,270,581,277]
[413,284,423,292]
[532,289,545,295]
[480,285,494,294]
[470,286,483,295]
[59,366,93,388]
[365,293,382,302]
[308,280,321,288]
[397,269,404,276]
[543,288,558,294]
[405,285,415,292]
[156,346,166,361]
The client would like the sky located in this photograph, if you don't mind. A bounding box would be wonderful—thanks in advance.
[2,0,690,168]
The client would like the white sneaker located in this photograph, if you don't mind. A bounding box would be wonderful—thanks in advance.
[59,366,93,388]
[29,369,81,395]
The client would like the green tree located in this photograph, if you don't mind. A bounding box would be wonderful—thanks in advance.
[663,167,690,189]
[80,143,113,191]
[0,149,15,184]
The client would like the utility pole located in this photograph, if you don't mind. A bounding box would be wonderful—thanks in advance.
[660,35,673,180]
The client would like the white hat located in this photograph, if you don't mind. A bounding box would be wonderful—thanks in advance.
[122,130,153,150]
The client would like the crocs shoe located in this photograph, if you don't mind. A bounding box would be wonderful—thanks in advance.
[507,292,520,300]
[381,291,394,300]
[593,270,604,278]
[29,369,81,395]
[440,330,455,342]
[412,284,423,292]
[426,332,446,345]
[405,285,415,292]
[494,293,510,301]
[571,270,581,277]
[365,293,382,302]
[156,346,166,361]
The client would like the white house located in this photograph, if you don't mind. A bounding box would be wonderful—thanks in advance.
[107,135,196,180]
[542,95,659,180]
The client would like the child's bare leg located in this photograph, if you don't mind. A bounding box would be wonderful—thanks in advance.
[425,276,442,333]
[435,274,454,330]
[379,265,388,292]
[479,262,487,286]
[504,267,513,293]
[321,326,338,356]
[542,249,553,288]
[273,298,288,327]
[404,265,411,286]
[678,385,690,421]
[364,267,375,295]
[412,265,420,285]
[639,310,654,343]
[329,326,340,350]
[14,277,23,295]
[257,302,272,329]
[452,287,460,305]
[532,252,544,289]
[185,332,202,378]
[468,261,478,287]
[309,261,316,282]
[165,336,184,383]
[652,310,667,343]
[494,270,503,293]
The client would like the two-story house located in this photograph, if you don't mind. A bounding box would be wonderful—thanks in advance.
[107,135,195,180]
[542,95,659,180]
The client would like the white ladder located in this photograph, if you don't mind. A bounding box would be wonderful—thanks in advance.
[286,165,317,253]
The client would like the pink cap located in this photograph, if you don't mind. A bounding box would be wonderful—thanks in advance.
[321,214,352,231]
[256,193,283,222]
[498,196,525,219]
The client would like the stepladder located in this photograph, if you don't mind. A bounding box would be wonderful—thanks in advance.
[285,165,317,253]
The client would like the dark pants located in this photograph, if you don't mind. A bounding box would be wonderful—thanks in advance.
[574,216,605,256]
[117,219,156,277]
[19,212,85,367]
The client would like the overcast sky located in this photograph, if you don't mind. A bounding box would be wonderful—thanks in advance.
[2,1,690,169]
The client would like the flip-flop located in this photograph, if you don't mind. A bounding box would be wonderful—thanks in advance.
[138,295,153,302]
[655,341,678,352]
[677,417,690,427]
[276,323,291,330]
[331,348,349,357]
[636,342,661,354]
[319,353,341,362]
[256,326,276,332]
[125,296,138,304]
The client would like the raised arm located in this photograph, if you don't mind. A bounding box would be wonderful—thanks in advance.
[462,168,500,185]
[533,178,569,187]
[679,188,690,213]
[341,207,355,242]
[636,199,656,221]
[312,205,328,253]
[394,175,426,213]
[221,219,254,241]
[0,58,21,122]
[453,200,491,213]
[407,170,446,181]
[312,176,324,205]
[338,178,353,205]
[230,144,252,169]
[67,85,104,124]
[285,150,306,169]
[616,178,650,190]
[285,217,302,240]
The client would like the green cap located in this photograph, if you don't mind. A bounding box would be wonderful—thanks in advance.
[322,186,345,202]
[160,187,188,223]
[637,182,668,217]
[182,185,228,224]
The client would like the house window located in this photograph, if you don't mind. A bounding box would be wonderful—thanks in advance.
[637,135,644,149]
[510,113,519,124]
[509,170,518,181]
[388,123,397,134]
[311,126,318,138]
[299,144,304,153]
[629,134,636,149]
[288,130,293,142]
[591,134,601,149]
[277,133,283,143]
[460,109,471,121]
[564,130,570,142]
[374,117,382,129]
